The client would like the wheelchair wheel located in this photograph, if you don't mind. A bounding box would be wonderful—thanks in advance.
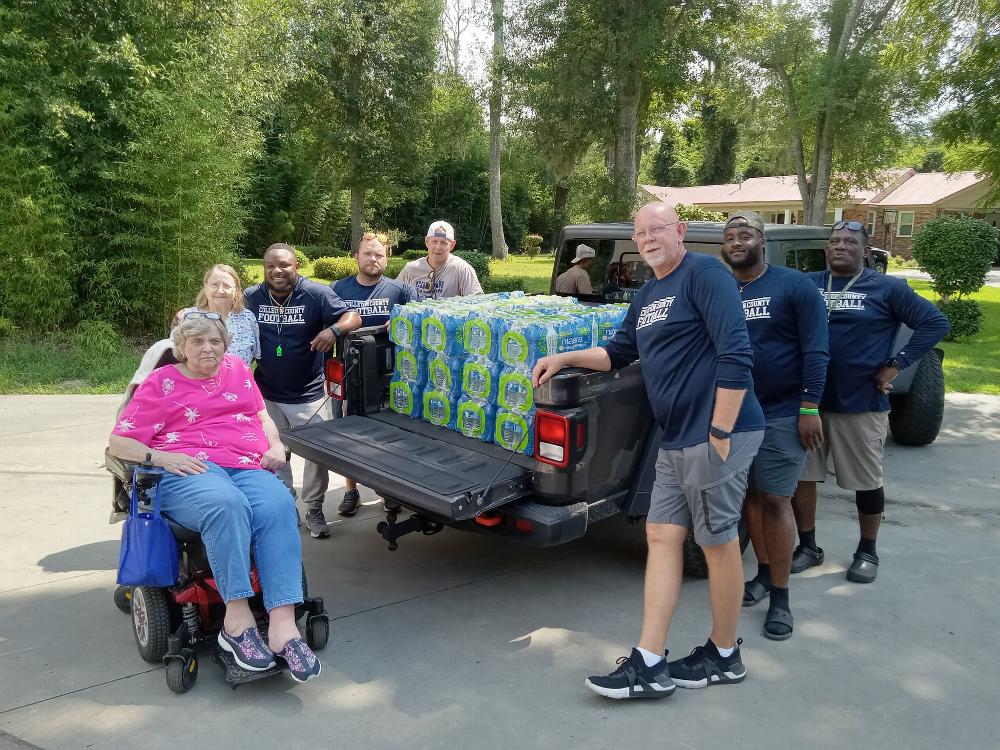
[165,654,198,694]
[114,585,132,614]
[306,615,329,651]
[131,587,171,663]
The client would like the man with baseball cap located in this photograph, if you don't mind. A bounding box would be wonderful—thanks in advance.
[720,211,829,640]
[396,220,483,299]
[554,243,596,295]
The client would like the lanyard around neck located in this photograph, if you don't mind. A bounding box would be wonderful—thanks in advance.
[826,270,863,318]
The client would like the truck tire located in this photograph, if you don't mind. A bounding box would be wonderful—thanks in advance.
[682,518,751,579]
[888,351,945,446]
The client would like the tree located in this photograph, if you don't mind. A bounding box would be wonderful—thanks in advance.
[697,92,739,185]
[488,0,509,259]
[649,123,694,187]
[751,0,949,224]
[303,0,443,249]
[440,0,477,75]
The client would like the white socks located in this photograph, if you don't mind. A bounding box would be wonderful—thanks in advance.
[636,646,663,667]
[715,642,736,658]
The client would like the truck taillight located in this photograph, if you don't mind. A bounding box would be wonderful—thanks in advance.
[535,411,572,468]
[325,359,345,400]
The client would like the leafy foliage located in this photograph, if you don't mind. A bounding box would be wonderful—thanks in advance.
[313,257,358,281]
[454,250,492,282]
[483,276,526,292]
[676,204,726,222]
[938,298,984,341]
[912,217,998,298]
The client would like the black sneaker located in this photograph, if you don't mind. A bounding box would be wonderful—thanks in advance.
[668,638,746,688]
[304,508,331,539]
[338,489,360,516]
[790,544,824,573]
[584,648,675,700]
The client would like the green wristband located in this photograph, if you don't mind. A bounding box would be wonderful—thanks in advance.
[800,408,820,415]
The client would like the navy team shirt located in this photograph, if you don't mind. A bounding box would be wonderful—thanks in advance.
[740,265,829,419]
[332,275,415,327]
[245,277,350,403]
[805,269,949,413]
[604,252,765,450]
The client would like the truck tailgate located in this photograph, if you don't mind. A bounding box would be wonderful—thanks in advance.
[282,412,534,521]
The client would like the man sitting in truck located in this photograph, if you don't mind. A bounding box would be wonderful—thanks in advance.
[332,232,416,517]
[396,220,483,300]
[720,211,829,641]
[792,220,949,584]
[554,243,595,295]
[534,202,765,700]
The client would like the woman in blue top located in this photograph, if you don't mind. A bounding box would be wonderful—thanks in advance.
[180,264,261,366]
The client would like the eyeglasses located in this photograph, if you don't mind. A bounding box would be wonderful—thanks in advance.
[632,222,680,242]
[832,220,866,232]
[183,311,222,321]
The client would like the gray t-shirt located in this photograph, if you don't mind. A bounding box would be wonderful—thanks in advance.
[554,264,593,295]
[396,255,484,300]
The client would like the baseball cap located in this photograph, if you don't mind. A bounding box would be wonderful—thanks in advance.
[725,211,765,234]
[426,220,455,242]
[571,244,597,264]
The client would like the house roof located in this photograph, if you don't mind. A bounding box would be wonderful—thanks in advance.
[642,170,987,208]
[867,171,983,206]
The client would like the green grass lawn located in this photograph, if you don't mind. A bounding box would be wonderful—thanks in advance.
[489,254,555,294]
[908,280,1000,396]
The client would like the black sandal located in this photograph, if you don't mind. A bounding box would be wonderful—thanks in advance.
[762,601,794,641]
[743,578,771,607]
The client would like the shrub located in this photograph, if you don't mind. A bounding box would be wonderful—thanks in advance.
[483,276,526,293]
[938,298,984,341]
[523,233,543,258]
[454,250,491,282]
[912,217,997,298]
[294,248,310,266]
[912,216,997,340]
[312,257,357,281]
[386,257,408,278]
[298,244,347,260]
[402,248,427,261]
[675,203,726,222]
[70,319,123,361]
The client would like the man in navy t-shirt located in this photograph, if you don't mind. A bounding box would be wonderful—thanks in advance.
[793,220,949,583]
[331,232,415,516]
[245,243,361,539]
[534,202,764,701]
[721,212,829,641]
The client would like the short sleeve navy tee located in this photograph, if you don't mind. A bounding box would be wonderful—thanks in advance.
[332,275,415,327]
[805,269,949,413]
[603,252,765,450]
[244,277,350,403]
[739,265,829,419]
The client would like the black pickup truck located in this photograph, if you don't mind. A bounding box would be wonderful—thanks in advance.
[282,221,944,576]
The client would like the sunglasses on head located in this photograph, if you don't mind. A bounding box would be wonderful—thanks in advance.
[832,220,866,232]
[184,311,222,321]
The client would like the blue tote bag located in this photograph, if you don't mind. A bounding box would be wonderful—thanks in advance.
[117,468,179,587]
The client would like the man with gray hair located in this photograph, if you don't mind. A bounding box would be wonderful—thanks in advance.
[554,243,595,295]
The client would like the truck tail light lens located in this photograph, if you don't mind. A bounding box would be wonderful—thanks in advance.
[325,359,345,400]
[535,411,571,468]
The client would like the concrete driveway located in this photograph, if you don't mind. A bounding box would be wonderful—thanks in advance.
[1,394,999,750]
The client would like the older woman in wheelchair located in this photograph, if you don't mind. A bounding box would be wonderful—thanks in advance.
[109,312,323,686]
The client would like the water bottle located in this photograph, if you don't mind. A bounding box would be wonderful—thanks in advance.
[494,408,535,455]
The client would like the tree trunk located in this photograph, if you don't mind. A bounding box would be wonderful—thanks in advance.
[607,1,644,221]
[350,180,365,250]
[488,0,508,260]
[348,56,364,250]
[550,177,570,249]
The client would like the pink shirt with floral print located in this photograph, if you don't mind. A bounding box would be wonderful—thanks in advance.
[113,354,270,469]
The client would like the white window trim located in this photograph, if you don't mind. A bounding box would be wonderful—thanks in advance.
[896,210,915,237]
[823,207,844,226]
[866,211,876,235]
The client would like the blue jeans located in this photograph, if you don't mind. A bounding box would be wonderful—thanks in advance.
[156,463,302,610]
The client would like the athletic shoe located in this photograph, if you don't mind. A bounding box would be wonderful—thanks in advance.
[218,626,276,671]
[278,637,321,683]
[584,648,675,700]
[338,489,361,517]
[304,508,331,539]
[790,544,824,573]
[667,638,746,688]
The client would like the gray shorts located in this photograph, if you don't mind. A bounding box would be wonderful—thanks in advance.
[648,430,764,548]
[749,415,806,497]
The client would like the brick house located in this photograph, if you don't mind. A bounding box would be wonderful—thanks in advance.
[642,170,999,259]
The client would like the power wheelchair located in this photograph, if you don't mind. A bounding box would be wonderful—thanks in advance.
[105,343,329,693]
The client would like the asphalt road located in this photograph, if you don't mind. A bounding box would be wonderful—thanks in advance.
[1,394,998,750]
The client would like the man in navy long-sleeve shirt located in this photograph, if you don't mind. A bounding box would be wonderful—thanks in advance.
[721,212,829,641]
[533,202,764,701]
[793,220,949,584]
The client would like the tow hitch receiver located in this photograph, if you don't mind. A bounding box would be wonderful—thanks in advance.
[377,510,444,551]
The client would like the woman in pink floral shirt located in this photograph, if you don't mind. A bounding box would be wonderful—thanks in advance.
[109,313,320,683]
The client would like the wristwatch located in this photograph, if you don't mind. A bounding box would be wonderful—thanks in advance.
[710,425,731,440]
[884,357,902,371]
[329,324,342,338]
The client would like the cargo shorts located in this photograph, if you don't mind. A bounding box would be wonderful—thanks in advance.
[648,430,764,548]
